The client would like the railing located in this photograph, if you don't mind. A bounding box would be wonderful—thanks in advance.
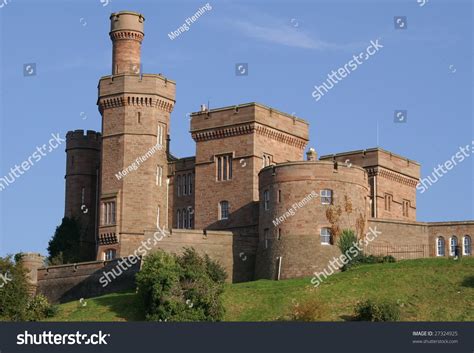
[364,244,432,260]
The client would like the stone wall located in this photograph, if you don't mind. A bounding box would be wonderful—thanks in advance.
[37,259,141,303]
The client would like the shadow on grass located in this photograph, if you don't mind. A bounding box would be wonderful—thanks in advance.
[93,292,145,321]
[461,276,474,288]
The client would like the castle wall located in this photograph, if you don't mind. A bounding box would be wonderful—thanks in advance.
[36,259,141,303]
[256,161,369,280]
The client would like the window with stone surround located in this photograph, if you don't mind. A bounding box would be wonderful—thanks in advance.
[264,190,270,210]
[449,236,458,256]
[104,249,116,261]
[402,199,409,217]
[436,236,445,256]
[183,208,188,228]
[463,235,471,256]
[278,228,282,240]
[264,228,269,249]
[183,174,188,196]
[177,209,182,228]
[157,123,165,146]
[177,175,182,196]
[101,201,116,225]
[219,201,229,220]
[320,227,331,245]
[216,154,233,181]
[384,194,393,212]
[320,189,333,205]
[156,165,163,186]
[188,173,193,194]
[262,153,272,168]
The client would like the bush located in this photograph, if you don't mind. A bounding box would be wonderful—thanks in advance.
[337,229,364,271]
[354,299,400,321]
[136,248,226,322]
[278,297,328,321]
[47,217,83,265]
[0,255,55,321]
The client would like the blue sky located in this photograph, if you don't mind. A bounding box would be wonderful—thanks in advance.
[0,0,472,256]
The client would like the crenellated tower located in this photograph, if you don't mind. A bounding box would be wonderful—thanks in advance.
[65,130,101,261]
[96,11,176,259]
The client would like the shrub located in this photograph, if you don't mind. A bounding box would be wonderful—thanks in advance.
[136,248,226,322]
[47,217,83,265]
[26,294,57,321]
[278,297,328,321]
[354,299,400,321]
[337,229,364,271]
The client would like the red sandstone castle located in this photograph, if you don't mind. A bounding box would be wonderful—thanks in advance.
[63,11,473,282]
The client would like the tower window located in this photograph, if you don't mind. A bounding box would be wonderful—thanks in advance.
[402,199,409,217]
[320,228,331,245]
[216,154,233,181]
[278,228,282,240]
[278,190,282,203]
[157,123,165,146]
[219,201,229,220]
[81,187,85,205]
[101,201,116,225]
[156,165,163,186]
[138,112,141,124]
[264,228,269,249]
[320,189,333,205]
[262,154,272,168]
[104,249,116,261]
[264,190,270,210]
[384,194,393,211]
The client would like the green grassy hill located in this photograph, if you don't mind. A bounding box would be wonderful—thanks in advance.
[47,258,474,322]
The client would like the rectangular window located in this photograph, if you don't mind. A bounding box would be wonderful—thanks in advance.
[384,194,392,211]
[264,228,269,249]
[278,228,282,240]
[81,187,85,205]
[157,123,165,146]
[264,190,270,210]
[156,165,163,186]
[220,201,229,220]
[188,173,193,195]
[402,199,409,217]
[177,175,181,196]
[216,154,233,181]
[320,228,331,245]
[320,189,333,205]
[278,190,281,203]
[183,174,188,195]
[156,206,160,229]
[101,201,116,225]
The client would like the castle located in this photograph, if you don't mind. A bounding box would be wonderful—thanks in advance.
[55,10,473,290]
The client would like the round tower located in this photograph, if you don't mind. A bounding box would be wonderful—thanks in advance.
[97,11,176,259]
[20,252,45,295]
[255,161,370,280]
[65,130,102,261]
[110,11,145,75]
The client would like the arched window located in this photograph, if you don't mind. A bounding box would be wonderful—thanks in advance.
[177,210,181,228]
[436,236,445,256]
[463,235,471,256]
[104,249,116,261]
[183,208,188,228]
[320,228,331,245]
[219,201,229,220]
[449,236,458,256]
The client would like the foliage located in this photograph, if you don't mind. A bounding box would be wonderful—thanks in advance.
[354,299,400,321]
[47,217,82,265]
[0,256,55,321]
[136,248,226,322]
[278,297,328,321]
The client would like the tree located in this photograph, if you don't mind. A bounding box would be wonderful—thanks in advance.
[136,248,226,322]
[47,217,82,265]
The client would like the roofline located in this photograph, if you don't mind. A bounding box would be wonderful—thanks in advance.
[190,102,309,126]
[319,147,420,166]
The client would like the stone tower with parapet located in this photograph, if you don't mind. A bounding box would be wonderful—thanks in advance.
[65,130,101,261]
[97,11,176,259]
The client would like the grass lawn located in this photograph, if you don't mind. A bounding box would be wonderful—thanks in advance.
[47,257,474,322]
